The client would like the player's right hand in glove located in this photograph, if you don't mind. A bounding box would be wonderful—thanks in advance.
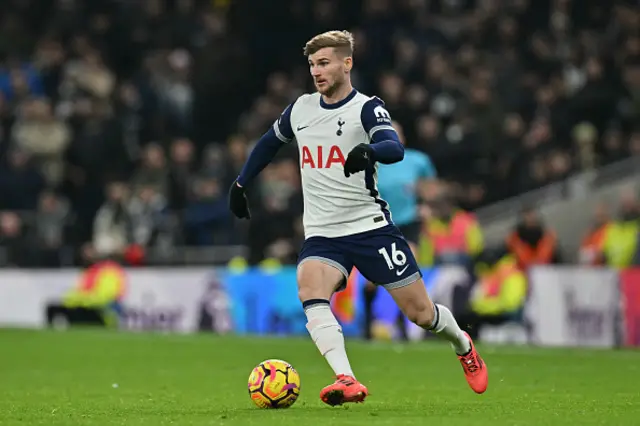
[344,143,373,177]
[228,180,251,219]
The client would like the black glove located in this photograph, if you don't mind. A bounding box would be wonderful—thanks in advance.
[228,180,251,219]
[344,143,374,177]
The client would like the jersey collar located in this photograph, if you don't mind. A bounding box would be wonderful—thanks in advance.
[319,88,358,110]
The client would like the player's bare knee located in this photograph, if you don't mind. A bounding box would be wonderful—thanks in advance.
[297,284,324,303]
[297,266,324,301]
[388,279,435,327]
[405,300,435,328]
[297,260,344,302]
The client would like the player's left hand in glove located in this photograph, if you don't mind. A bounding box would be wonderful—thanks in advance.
[228,180,251,219]
[344,143,373,177]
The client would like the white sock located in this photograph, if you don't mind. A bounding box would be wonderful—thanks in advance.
[304,300,355,378]
[428,304,471,355]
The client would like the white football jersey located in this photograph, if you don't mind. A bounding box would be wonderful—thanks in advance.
[272,89,398,239]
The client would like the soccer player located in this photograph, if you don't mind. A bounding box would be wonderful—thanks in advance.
[228,30,488,406]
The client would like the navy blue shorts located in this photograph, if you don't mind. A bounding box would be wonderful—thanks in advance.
[298,224,422,292]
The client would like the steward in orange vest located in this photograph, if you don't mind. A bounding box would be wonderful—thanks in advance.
[506,207,559,270]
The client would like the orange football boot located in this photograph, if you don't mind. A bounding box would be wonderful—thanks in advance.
[458,332,488,394]
[320,374,368,406]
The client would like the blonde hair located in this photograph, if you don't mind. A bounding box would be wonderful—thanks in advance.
[303,30,355,57]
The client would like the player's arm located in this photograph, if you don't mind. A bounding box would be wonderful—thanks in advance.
[237,104,295,186]
[229,103,295,218]
[344,97,404,177]
[360,97,404,164]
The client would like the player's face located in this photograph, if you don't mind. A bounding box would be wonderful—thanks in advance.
[308,47,351,96]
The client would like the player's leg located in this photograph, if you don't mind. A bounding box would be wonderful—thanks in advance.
[297,258,354,377]
[354,225,488,394]
[297,240,367,405]
[395,221,423,340]
[385,275,488,394]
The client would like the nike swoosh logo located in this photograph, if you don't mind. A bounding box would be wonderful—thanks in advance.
[297,125,309,131]
[396,265,409,276]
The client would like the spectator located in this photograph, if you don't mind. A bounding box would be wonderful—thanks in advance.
[506,206,560,270]
[0,149,44,211]
[62,49,115,101]
[128,184,172,250]
[458,246,528,341]
[34,190,71,267]
[0,211,31,267]
[11,97,70,187]
[0,63,43,105]
[154,49,194,137]
[130,143,168,197]
[168,137,196,211]
[419,183,484,269]
[200,143,228,184]
[92,181,131,260]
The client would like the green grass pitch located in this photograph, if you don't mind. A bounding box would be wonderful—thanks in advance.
[0,329,638,425]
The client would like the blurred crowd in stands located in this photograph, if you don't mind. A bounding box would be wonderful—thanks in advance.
[0,0,639,269]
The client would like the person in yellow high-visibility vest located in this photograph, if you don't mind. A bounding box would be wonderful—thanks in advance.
[63,260,127,327]
[456,247,527,340]
[602,190,640,269]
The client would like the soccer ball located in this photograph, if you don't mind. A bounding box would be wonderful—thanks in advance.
[248,359,301,409]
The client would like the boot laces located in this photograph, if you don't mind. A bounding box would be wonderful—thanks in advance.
[461,352,480,374]
[336,375,355,386]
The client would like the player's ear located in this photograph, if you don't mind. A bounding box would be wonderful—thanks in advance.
[343,56,353,73]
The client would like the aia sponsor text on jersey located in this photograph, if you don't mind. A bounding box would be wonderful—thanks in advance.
[301,145,346,169]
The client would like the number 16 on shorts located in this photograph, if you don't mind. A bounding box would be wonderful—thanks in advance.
[378,242,407,270]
